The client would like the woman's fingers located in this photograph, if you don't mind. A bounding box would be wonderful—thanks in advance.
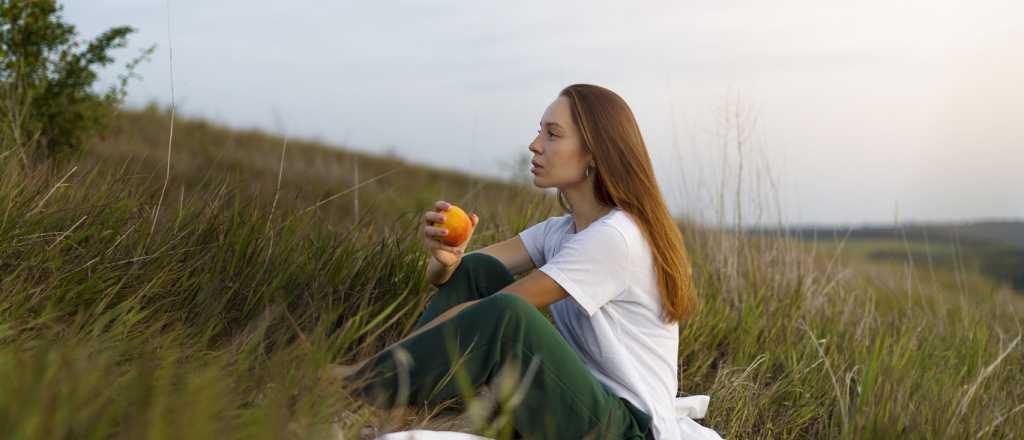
[422,211,445,224]
[419,204,463,268]
[424,225,448,237]
[421,228,461,253]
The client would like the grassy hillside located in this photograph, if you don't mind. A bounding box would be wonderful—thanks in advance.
[750,224,1024,293]
[1,108,1022,439]
[84,104,555,239]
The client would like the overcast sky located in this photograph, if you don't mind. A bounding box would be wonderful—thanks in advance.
[67,0,1023,227]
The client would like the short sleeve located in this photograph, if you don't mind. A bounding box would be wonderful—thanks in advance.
[538,222,630,316]
[516,218,551,268]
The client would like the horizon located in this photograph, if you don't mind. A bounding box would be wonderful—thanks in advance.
[68,1,1024,227]
[114,100,1024,230]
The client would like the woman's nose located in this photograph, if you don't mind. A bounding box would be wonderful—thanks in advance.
[528,138,541,154]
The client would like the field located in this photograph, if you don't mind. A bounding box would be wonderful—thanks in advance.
[1,107,1022,439]
[759,226,1024,294]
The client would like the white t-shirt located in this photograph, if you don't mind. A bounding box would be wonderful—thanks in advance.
[517,207,723,440]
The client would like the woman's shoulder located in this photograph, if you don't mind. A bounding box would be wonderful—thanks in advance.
[597,209,655,265]
[521,213,573,242]
[544,213,574,231]
[600,208,642,238]
[524,213,570,229]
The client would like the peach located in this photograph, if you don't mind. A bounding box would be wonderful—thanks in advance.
[430,204,472,247]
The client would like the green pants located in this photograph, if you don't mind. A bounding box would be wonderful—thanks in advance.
[350,252,654,440]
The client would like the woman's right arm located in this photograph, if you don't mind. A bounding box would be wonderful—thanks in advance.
[420,200,538,287]
[426,254,461,287]
[425,233,539,286]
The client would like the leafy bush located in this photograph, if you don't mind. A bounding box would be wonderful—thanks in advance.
[0,0,152,163]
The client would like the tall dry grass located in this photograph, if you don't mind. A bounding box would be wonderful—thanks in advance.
[0,106,1020,439]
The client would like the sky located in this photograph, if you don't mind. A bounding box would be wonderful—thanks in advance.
[66,0,1023,228]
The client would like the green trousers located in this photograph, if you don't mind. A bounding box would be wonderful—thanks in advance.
[349,252,654,440]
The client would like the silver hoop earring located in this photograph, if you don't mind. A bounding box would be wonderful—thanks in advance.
[585,166,592,178]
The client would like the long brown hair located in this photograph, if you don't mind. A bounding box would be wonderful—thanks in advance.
[556,84,697,323]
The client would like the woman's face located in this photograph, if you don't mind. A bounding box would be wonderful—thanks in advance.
[528,95,591,189]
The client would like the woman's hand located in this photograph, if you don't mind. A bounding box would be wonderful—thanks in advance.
[420,200,479,268]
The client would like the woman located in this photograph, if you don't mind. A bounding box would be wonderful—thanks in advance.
[333,84,723,440]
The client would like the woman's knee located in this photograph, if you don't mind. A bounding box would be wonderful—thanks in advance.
[456,252,515,289]
[479,292,539,322]
[462,252,512,274]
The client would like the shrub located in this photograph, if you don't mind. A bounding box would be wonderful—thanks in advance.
[0,0,152,163]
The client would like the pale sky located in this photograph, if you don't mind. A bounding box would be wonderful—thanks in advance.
[67,0,1023,227]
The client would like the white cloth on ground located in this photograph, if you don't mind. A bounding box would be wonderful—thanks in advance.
[372,396,718,440]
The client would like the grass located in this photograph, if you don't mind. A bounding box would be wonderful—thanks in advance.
[0,107,1022,439]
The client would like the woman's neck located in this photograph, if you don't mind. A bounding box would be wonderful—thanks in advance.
[563,183,613,233]
[569,201,613,234]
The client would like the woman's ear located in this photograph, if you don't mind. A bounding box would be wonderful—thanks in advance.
[585,148,596,168]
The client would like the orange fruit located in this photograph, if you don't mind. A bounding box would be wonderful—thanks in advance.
[430,204,471,247]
